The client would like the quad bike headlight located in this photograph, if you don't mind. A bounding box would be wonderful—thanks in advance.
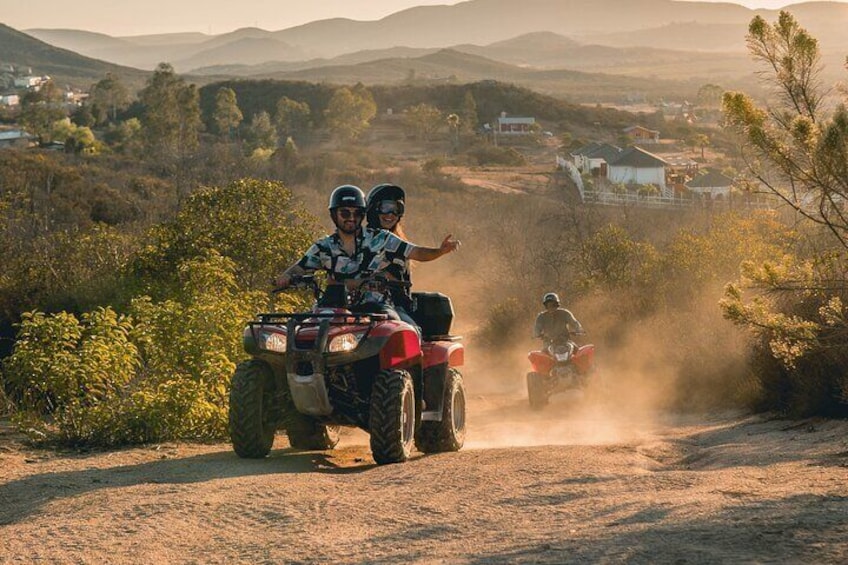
[261,331,287,353]
[328,332,364,353]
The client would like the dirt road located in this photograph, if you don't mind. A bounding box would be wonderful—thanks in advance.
[2,391,847,564]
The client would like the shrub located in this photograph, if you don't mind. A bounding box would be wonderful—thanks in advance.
[475,298,525,349]
[721,253,848,416]
[1,253,272,445]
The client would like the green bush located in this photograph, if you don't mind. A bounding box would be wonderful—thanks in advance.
[721,253,848,416]
[476,298,525,349]
[1,253,272,445]
[129,178,316,295]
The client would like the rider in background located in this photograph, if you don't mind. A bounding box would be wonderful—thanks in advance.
[275,184,459,317]
[533,292,584,356]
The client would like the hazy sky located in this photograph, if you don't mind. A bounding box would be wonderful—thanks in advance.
[0,0,839,36]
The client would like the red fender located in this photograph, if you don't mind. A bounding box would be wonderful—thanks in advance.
[571,344,595,374]
[528,350,554,374]
[379,328,423,370]
[422,341,464,369]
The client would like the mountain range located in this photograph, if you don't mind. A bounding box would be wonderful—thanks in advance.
[23,0,848,71]
[4,0,848,99]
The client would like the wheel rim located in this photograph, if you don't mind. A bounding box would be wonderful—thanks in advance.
[401,385,415,448]
[452,387,466,433]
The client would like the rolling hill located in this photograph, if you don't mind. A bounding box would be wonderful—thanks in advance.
[0,24,147,88]
[25,0,848,73]
[188,32,760,98]
[221,48,697,103]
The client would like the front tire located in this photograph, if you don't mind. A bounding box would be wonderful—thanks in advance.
[527,371,549,411]
[229,360,277,458]
[369,369,416,465]
[416,368,466,453]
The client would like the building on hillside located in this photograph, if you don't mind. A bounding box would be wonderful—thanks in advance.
[0,94,20,106]
[685,169,734,199]
[607,146,669,194]
[494,115,536,135]
[571,142,622,176]
[622,125,660,143]
[0,129,37,148]
[13,75,50,89]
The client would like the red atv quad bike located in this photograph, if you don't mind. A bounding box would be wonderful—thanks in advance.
[526,333,596,410]
[228,274,466,465]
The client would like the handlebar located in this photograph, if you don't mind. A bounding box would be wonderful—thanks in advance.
[272,272,409,305]
[272,274,320,298]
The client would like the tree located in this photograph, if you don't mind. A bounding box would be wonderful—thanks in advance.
[19,80,66,142]
[138,63,201,159]
[460,90,478,134]
[130,178,316,292]
[212,87,243,139]
[447,113,460,153]
[89,73,130,125]
[103,118,142,154]
[723,11,846,249]
[275,96,311,142]
[51,118,97,154]
[697,83,725,109]
[404,103,443,141]
[720,11,848,416]
[324,85,377,141]
[273,136,300,182]
[245,111,278,153]
[694,133,710,159]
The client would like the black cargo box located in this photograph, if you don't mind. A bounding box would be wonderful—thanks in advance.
[411,292,454,338]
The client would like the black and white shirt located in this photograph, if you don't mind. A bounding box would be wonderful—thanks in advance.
[296,227,413,283]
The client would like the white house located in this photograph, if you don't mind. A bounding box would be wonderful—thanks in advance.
[13,75,47,89]
[607,146,669,194]
[494,116,535,135]
[0,94,20,106]
[577,143,622,175]
[0,129,37,148]
[685,169,734,199]
[622,125,660,143]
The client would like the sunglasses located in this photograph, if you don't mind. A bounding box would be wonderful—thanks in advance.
[376,200,404,216]
[337,208,364,220]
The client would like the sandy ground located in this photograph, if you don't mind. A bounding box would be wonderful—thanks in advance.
[1,389,847,564]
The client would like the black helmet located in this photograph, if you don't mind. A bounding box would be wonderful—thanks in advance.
[366,183,406,211]
[366,183,406,227]
[542,292,560,306]
[328,184,366,210]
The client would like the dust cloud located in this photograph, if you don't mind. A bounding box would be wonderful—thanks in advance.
[451,285,749,452]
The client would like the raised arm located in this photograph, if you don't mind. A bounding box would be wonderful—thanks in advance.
[408,234,461,262]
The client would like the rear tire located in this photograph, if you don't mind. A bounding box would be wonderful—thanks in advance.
[287,420,341,450]
[229,360,277,458]
[369,369,416,465]
[527,371,549,411]
[416,368,466,453]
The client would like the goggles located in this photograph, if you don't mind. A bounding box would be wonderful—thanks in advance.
[376,200,404,216]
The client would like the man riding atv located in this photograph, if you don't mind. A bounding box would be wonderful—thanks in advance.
[228,184,466,464]
[527,292,594,409]
[275,184,460,309]
[533,292,584,359]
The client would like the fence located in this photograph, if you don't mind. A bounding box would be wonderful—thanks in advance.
[555,155,776,211]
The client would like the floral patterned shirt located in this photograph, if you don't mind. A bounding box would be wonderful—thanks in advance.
[296,227,413,283]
